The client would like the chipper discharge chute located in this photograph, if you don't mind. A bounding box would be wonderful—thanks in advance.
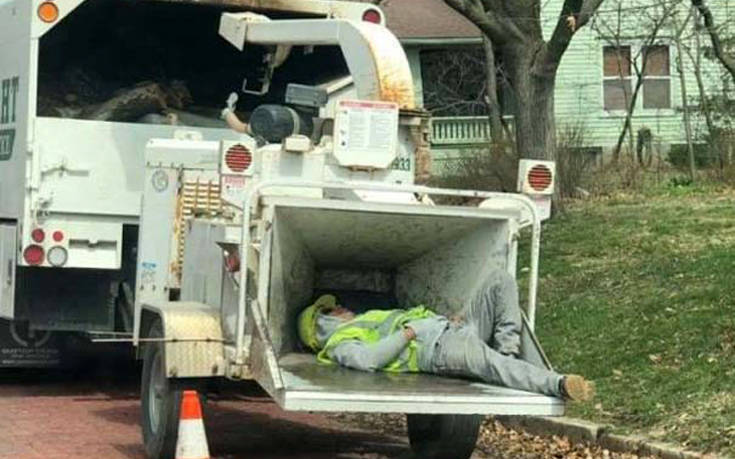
[132,4,563,458]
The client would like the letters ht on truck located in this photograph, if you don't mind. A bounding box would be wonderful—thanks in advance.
[0,0,384,365]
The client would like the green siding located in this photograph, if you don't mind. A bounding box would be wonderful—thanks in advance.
[542,0,735,148]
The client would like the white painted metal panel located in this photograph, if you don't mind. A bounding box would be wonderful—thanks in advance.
[0,0,32,220]
[0,224,17,319]
[278,354,564,415]
[34,118,240,218]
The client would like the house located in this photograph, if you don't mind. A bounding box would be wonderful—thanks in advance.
[543,0,735,163]
[377,0,489,172]
[379,0,735,168]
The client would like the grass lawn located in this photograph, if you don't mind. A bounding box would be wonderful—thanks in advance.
[521,184,735,455]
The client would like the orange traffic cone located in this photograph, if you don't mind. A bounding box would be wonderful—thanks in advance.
[175,390,210,459]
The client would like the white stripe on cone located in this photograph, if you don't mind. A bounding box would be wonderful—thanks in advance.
[176,418,210,459]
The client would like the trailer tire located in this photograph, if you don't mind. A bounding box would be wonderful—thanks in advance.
[406,414,483,459]
[141,319,181,459]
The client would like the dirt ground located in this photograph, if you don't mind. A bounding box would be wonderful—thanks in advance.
[0,358,652,459]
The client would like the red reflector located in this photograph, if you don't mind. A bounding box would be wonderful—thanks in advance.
[31,228,45,243]
[23,245,45,266]
[528,165,553,192]
[225,144,252,173]
[52,230,64,242]
[362,9,382,24]
[224,250,240,273]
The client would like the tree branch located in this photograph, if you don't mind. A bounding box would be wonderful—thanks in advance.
[482,37,505,141]
[691,0,735,82]
[444,0,525,44]
[540,0,603,75]
[578,0,605,28]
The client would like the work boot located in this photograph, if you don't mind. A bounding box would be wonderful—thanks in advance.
[560,375,595,401]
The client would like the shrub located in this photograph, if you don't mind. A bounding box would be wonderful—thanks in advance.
[555,123,598,198]
[667,143,715,168]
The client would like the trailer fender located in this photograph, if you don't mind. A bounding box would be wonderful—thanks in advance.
[139,302,225,378]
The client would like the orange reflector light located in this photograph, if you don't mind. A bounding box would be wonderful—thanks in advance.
[362,9,382,24]
[225,144,252,173]
[527,164,553,192]
[38,1,59,23]
[23,245,45,266]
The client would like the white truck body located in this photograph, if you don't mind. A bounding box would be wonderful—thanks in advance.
[0,0,387,359]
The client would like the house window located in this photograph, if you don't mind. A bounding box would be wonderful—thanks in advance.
[642,45,671,109]
[603,46,632,111]
[602,44,672,112]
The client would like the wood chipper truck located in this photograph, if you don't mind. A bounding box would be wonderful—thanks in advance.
[0,0,390,365]
[0,0,562,457]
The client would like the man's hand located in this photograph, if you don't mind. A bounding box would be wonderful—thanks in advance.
[403,326,416,341]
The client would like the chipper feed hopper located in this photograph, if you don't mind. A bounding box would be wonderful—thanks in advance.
[133,6,563,459]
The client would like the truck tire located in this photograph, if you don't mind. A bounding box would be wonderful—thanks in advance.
[406,414,484,459]
[141,319,181,459]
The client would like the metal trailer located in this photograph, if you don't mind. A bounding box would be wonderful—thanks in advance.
[0,0,384,366]
[131,9,562,459]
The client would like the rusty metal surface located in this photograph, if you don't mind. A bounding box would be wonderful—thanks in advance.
[354,22,416,109]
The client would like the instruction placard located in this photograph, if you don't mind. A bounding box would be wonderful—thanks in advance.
[334,100,399,169]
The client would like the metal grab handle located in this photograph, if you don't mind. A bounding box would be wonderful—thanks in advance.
[233,180,541,365]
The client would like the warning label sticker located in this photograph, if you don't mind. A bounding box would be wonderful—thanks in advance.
[334,100,399,169]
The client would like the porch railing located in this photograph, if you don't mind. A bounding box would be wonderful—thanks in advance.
[431,116,492,146]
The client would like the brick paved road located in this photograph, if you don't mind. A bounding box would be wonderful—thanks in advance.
[0,363,410,459]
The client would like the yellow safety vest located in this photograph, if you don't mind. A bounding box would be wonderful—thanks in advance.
[317,306,435,372]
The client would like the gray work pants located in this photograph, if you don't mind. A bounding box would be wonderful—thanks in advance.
[430,270,563,397]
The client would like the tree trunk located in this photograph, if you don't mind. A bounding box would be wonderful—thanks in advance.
[482,38,505,143]
[691,8,722,170]
[504,44,557,160]
[674,22,697,182]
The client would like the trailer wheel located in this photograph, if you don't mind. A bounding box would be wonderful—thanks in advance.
[406,414,484,459]
[141,319,181,459]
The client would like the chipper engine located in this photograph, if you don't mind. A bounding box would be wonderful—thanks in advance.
[133,6,562,459]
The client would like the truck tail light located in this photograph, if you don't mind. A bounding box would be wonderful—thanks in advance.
[31,228,45,243]
[23,245,45,266]
[38,1,59,23]
[527,164,553,192]
[362,9,382,24]
[52,230,64,242]
[47,246,68,267]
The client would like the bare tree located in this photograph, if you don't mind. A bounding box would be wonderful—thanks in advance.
[672,8,697,181]
[482,38,505,142]
[421,48,490,116]
[691,0,735,82]
[442,0,605,160]
[593,0,681,162]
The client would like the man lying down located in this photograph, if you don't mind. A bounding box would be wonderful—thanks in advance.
[297,269,595,401]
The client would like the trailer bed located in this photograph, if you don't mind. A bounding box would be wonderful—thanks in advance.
[276,353,564,415]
